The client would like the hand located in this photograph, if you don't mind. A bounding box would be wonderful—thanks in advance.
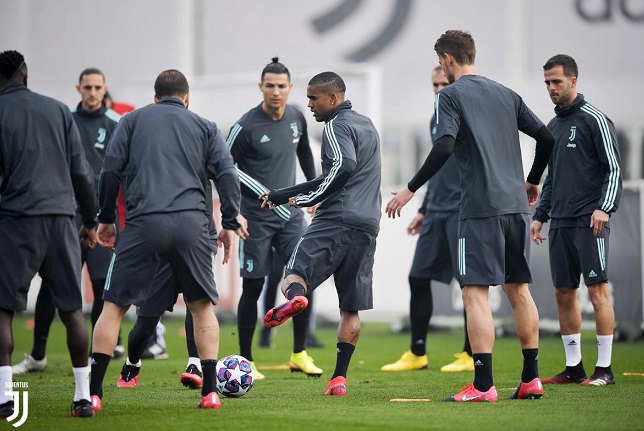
[96,223,117,252]
[407,213,425,235]
[79,226,97,250]
[288,197,301,208]
[385,187,414,219]
[307,204,318,217]
[526,182,539,206]
[590,209,609,236]
[236,213,249,239]
[216,228,236,265]
[259,192,277,210]
[530,220,546,245]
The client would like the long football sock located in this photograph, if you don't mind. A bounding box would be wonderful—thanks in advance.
[596,334,613,368]
[201,359,217,396]
[331,342,355,379]
[472,353,493,392]
[521,348,539,383]
[409,277,432,356]
[73,365,91,402]
[89,353,111,399]
[128,316,160,363]
[238,278,264,361]
[562,333,582,366]
[185,310,199,358]
[462,309,472,356]
[31,286,56,360]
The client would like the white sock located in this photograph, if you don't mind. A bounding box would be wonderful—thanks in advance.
[596,334,613,368]
[561,334,582,367]
[73,366,91,402]
[126,357,142,367]
[0,366,12,404]
[187,357,202,372]
[156,322,167,349]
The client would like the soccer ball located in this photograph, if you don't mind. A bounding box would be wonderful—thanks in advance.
[215,355,255,398]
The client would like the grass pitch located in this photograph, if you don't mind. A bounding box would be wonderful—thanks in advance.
[8,314,644,431]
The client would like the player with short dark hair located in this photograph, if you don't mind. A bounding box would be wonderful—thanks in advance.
[386,30,555,402]
[89,69,245,412]
[227,58,321,379]
[12,67,125,376]
[532,54,621,387]
[261,71,382,396]
[0,50,98,418]
[381,66,473,373]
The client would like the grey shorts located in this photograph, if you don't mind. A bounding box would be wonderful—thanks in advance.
[409,211,458,283]
[104,211,218,308]
[549,226,609,288]
[456,213,532,286]
[137,240,218,318]
[239,210,306,278]
[286,220,376,311]
[0,216,82,312]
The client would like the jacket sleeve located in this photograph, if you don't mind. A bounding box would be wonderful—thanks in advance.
[98,118,129,224]
[67,114,98,228]
[533,166,552,223]
[591,115,622,214]
[289,119,357,207]
[236,167,291,221]
[296,116,317,181]
[207,125,241,230]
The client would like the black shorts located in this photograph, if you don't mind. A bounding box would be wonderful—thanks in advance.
[456,214,532,286]
[0,216,82,312]
[409,211,458,283]
[549,226,609,288]
[104,211,218,308]
[137,241,218,318]
[239,211,306,278]
[286,220,376,311]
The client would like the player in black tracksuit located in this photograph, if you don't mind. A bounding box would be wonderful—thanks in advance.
[227,58,322,378]
[532,55,621,387]
[0,50,98,418]
[12,69,124,377]
[89,70,243,411]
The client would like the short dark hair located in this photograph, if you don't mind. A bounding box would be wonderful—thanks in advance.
[0,50,26,81]
[154,69,189,99]
[308,71,346,94]
[261,57,290,82]
[78,68,105,84]
[434,30,476,65]
[543,54,578,78]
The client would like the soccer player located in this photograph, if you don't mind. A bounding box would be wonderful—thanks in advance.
[381,66,473,373]
[12,68,125,376]
[116,182,243,390]
[227,58,321,379]
[386,30,555,402]
[0,50,98,418]
[531,54,621,386]
[261,71,382,396]
[89,69,244,411]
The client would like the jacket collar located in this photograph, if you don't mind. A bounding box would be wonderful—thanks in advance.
[74,101,108,117]
[157,97,187,108]
[554,93,585,118]
[0,81,28,96]
[324,100,352,123]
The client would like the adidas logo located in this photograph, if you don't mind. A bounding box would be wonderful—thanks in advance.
[474,360,484,366]
[260,134,271,143]
[588,269,597,277]
[414,340,425,345]
[567,340,577,346]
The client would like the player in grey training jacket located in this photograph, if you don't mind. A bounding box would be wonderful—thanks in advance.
[90,69,243,411]
[532,54,621,387]
[261,71,381,397]
[0,50,97,418]
[386,30,555,403]
[227,58,322,379]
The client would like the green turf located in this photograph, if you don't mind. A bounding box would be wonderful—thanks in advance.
[8,314,644,431]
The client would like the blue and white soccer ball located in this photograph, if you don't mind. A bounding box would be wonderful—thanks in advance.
[215,355,255,398]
